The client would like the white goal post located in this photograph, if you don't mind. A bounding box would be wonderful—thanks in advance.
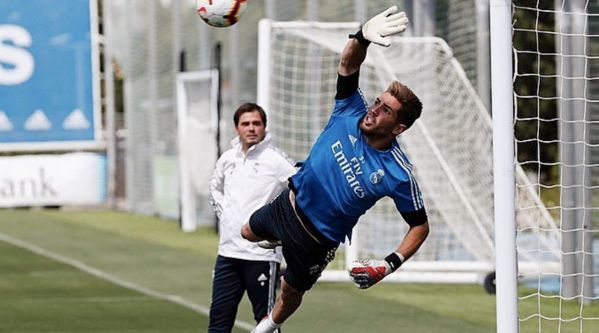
[490,1,518,331]
[257,19,559,284]
[495,1,599,332]
[176,70,219,232]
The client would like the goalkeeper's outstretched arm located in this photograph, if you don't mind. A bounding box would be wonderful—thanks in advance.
[338,37,368,77]
[338,5,409,77]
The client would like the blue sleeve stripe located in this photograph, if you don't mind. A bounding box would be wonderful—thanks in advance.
[392,149,423,210]
[391,147,424,210]
[401,150,424,209]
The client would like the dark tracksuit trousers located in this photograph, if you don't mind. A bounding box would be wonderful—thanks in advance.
[208,255,278,333]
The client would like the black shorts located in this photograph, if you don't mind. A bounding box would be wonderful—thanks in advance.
[249,189,338,291]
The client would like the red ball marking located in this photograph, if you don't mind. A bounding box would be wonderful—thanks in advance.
[224,0,242,26]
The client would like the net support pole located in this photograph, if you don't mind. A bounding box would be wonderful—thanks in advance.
[306,0,319,21]
[257,19,271,114]
[198,19,210,69]
[557,0,594,303]
[413,0,436,36]
[475,0,491,111]
[103,0,117,208]
[265,0,275,19]
[228,25,240,111]
[353,0,366,22]
[490,1,519,332]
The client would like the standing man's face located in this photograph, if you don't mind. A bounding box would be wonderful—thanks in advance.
[236,110,266,151]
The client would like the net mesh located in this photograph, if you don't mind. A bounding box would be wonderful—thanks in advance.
[513,0,599,330]
[178,75,219,227]
[106,0,490,223]
[263,23,557,276]
[436,0,478,87]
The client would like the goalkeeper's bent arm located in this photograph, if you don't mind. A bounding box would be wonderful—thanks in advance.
[349,221,429,289]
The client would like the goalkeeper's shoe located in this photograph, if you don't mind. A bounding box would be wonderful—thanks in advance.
[257,239,282,249]
[251,315,280,333]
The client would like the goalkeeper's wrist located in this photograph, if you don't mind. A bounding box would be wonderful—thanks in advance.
[384,252,405,272]
[348,29,371,46]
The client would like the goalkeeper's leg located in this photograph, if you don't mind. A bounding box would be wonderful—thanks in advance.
[251,278,304,333]
[273,278,304,323]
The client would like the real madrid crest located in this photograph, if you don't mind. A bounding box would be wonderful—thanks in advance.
[369,169,385,184]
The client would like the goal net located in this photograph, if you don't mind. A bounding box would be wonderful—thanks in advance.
[176,70,219,232]
[258,20,558,283]
[511,1,599,331]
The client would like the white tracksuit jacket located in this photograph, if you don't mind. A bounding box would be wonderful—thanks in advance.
[209,132,296,262]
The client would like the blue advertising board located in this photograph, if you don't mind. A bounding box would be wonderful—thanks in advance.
[0,0,100,150]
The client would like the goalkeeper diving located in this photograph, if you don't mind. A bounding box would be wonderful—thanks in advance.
[241,5,429,332]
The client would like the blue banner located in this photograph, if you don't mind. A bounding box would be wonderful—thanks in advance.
[0,0,97,146]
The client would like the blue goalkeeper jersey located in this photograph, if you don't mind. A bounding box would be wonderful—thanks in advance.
[290,89,425,243]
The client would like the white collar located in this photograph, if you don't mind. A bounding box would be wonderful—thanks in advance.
[230,131,272,155]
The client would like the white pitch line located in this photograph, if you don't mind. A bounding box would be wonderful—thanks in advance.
[5,296,155,303]
[0,231,255,332]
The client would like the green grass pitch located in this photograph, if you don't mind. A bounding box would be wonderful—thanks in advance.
[0,209,597,332]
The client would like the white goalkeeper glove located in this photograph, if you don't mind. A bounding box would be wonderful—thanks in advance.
[361,6,409,47]
[348,252,404,289]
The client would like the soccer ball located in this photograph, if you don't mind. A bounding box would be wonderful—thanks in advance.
[196,0,247,28]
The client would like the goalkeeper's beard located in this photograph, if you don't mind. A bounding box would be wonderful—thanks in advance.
[359,115,395,140]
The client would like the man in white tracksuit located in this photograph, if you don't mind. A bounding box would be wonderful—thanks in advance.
[208,103,296,332]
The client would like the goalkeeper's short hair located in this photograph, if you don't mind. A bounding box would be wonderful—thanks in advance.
[386,81,422,129]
